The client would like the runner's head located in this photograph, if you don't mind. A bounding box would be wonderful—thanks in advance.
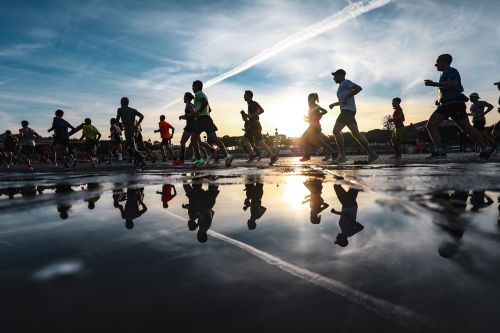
[183,92,194,103]
[392,97,401,108]
[160,115,166,121]
[435,54,452,71]
[21,120,28,127]
[331,69,346,84]
[84,118,91,125]
[5,130,11,135]
[244,90,253,102]
[55,109,64,118]
[494,82,500,91]
[469,92,479,103]
[110,118,116,125]
[192,80,203,93]
[308,93,319,106]
[120,97,129,107]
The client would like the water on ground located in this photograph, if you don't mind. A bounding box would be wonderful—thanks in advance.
[1,158,499,332]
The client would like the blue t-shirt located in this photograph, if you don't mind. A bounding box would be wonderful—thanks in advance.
[52,118,71,139]
[438,67,463,105]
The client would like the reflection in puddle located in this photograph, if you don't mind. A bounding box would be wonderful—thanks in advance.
[0,169,499,332]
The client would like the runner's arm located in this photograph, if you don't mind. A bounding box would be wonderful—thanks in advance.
[251,102,264,118]
[47,119,55,132]
[136,111,144,125]
[96,129,102,141]
[342,84,362,103]
[116,110,121,124]
[424,78,458,88]
[483,101,494,115]
[318,107,328,115]
[329,102,340,109]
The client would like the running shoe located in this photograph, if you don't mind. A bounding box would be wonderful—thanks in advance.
[425,151,447,159]
[270,155,279,165]
[332,154,347,164]
[322,155,331,162]
[106,161,112,165]
[225,154,234,167]
[256,154,262,161]
[205,153,213,164]
[194,158,206,167]
[246,152,257,162]
[299,156,311,162]
[367,153,379,163]
[480,146,496,160]
[136,161,146,171]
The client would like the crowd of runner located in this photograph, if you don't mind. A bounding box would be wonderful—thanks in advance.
[1,53,499,171]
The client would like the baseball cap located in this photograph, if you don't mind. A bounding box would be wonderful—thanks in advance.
[331,69,346,76]
[469,92,479,99]
[494,82,500,86]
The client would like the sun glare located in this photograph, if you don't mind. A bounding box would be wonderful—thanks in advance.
[282,175,309,210]
[262,92,310,137]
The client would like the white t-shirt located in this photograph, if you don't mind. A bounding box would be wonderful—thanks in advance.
[336,79,357,112]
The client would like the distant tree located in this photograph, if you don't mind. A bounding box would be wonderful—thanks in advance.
[382,115,394,131]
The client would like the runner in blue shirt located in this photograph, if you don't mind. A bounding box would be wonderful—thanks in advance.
[424,54,495,160]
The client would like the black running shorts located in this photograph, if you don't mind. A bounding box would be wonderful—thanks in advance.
[194,116,218,134]
[335,110,357,126]
[434,102,467,122]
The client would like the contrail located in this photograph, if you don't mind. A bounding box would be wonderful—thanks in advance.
[163,210,436,331]
[159,0,392,111]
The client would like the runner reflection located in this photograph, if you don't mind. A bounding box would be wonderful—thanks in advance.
[84,183,102,210]
[302,176,328,224]
[197,184,219,243]
[331,184,364,247]
[243,177,266,230]
[157,184,176,209]
[118,187,147,229]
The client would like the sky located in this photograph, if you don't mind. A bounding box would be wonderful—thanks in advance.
[1,0,499,141]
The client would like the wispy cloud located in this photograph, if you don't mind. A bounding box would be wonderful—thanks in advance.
[159,0,392,111]
[0,43,47,58]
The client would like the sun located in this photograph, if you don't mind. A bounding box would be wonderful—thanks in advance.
[261,90,310,137]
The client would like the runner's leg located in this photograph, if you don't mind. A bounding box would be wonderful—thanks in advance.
[426,112,446,151]
[332,122,347,156]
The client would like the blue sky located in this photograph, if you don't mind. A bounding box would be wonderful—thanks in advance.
[1,0,499,139]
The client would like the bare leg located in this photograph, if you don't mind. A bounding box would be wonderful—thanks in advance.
[456,118,487,149]
[191,133,202,160]
[241,137,254,154]
[318,135,335,155]
[257,139,274,157]
[207,132,228,156]
[347,123,375,155]
[426,112,446,151]
[333,122,346,156]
